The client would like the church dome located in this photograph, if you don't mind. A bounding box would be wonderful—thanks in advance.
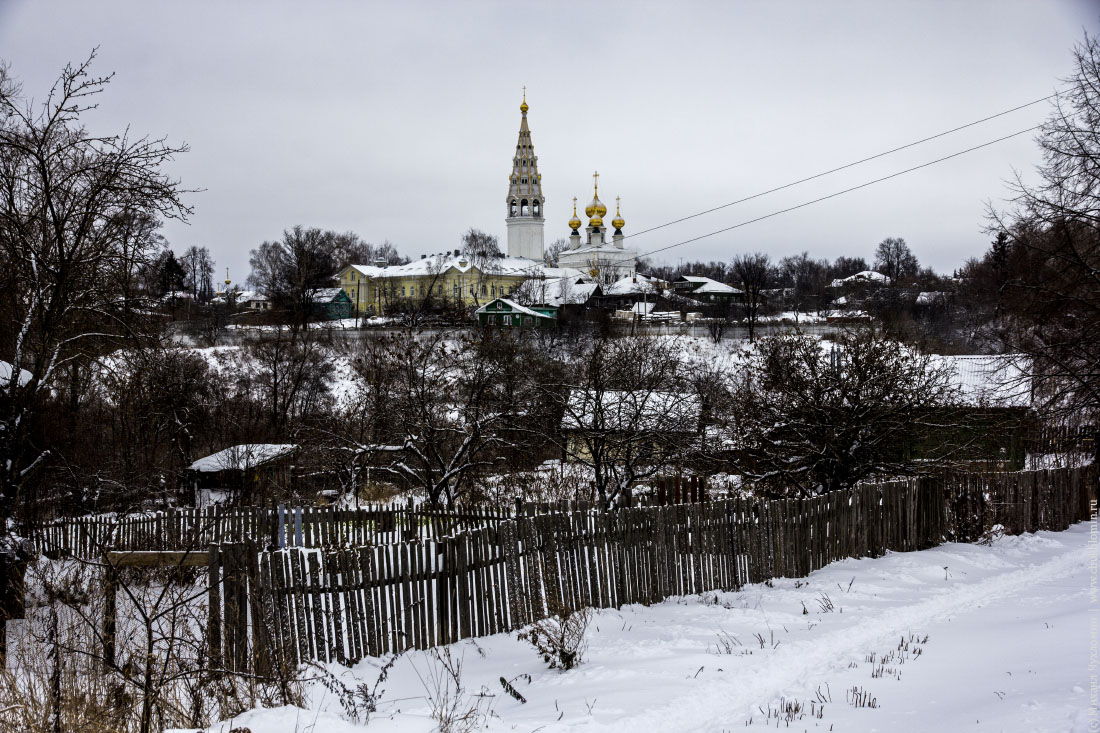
[568,197,582,231]
[611,197,625,230]
[584,171,607,223]
[520,88,528,114]
[584,195,607,220]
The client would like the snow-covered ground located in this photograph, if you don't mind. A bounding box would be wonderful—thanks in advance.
[185,520,1099,733]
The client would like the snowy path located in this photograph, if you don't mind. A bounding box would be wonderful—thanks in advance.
[191,522,1098,733]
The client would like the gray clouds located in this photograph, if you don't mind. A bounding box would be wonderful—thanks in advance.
[0,0,1094,279]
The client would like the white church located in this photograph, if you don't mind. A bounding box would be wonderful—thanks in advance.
[504,93,638,285]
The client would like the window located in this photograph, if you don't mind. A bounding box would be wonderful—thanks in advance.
[420,284,425,296]
[521,198,529,215]
[490,285,496,297]
[453,284,459,299]
[533,199,540,216]
[401,286,406,297]
[525,316,533,325]
[503,315,511,326]
[436,285,442,295]
[481,283,487,295]
[521,178,528,185]
[487,314,496,325]
[510,199,517,216]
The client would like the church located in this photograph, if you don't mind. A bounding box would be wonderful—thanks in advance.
[337,92,637,313]
[505,93,639,284]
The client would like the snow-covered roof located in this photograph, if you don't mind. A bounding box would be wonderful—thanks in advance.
[916,291,946,305]
[234,289,267,303]
[561,390,701,432]
[632,301,656,315]
[829,270,890,288]
[343,264,388,279]
[540,267,587,280]
[933,355,1032,408]
[527,277,600,306]
[691,280,741,295]
[604,274,660,296]
[308,288,347,302]
[370,254,544,279]
[474,298,554,320]
[188,444,298,472]
[0,360,32,388]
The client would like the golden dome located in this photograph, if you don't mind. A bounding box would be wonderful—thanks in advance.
[568,197,582,231]
[611,197,625,230]
[584,171,607,222]
[520,87,528,114]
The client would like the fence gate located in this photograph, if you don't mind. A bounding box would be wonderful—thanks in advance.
[207,541,273,676]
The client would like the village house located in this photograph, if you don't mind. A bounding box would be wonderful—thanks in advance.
[475,297,557,328]
[185,443,298,506]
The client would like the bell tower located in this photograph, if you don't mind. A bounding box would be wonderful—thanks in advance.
[505,88,546,261]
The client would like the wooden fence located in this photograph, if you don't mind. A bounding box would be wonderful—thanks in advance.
[202,465,1095,673]
[34,503,514,558]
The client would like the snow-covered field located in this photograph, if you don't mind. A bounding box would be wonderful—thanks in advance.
[186,520,1099,733]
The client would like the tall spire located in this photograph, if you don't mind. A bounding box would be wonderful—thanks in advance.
[505,89,545,260]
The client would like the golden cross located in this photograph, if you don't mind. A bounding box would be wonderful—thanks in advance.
[573,195,578,212]
[522,85,526,101]
[593,170,599,192]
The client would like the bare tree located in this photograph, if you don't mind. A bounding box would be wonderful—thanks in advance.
[538,335,698,508]
[180,246,215,302]
[461,228,504,307]
[731,252,770,342]
[0,52,190,535]
[730,329,958,497]
[247,226,336,333]
[989,31,1100,432]
[873,237,919,285]
[357,331,524,507]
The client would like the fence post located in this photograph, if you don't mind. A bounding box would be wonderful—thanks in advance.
[207,545,222,671]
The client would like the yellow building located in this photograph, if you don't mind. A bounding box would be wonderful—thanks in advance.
[337,255,564,314]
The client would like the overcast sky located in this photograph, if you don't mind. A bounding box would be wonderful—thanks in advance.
[0,1,1096,280]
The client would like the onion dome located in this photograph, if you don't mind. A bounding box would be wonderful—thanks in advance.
[584,171,606,225]
[568,197,582,232]
[611,197,625,230]
[520,87,528,114]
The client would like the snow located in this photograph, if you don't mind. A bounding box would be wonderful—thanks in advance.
[182,522,1099,733]
[372,254,546,278]
[829,270,890,288]
[308,287,347,302]
[474,298,555,320]
[916,291,946,305]
[934,354,1032,408]
[187,443,297,472]
[0,359,32,388]
[604,274,661,296]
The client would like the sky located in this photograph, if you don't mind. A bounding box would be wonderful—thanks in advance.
[0,1,1096,281]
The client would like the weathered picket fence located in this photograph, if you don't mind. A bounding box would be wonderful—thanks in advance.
[201,465,1095,674]
[34,503,513,558]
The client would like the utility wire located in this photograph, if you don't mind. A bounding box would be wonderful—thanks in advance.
[624,91,1058,242]
[636,125,1040,260]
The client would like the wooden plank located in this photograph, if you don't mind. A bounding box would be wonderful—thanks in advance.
[108,550,211,567]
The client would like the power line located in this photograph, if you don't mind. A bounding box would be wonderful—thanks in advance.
[636,125,1040,260]
[625,92,1058,242]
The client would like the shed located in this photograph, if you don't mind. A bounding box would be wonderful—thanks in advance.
[307,288,353,320]
[185,443,298,506]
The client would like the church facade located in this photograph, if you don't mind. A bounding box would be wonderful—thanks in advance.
[555,172,638,285]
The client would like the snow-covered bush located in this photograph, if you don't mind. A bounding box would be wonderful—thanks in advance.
[519,607,591,671]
